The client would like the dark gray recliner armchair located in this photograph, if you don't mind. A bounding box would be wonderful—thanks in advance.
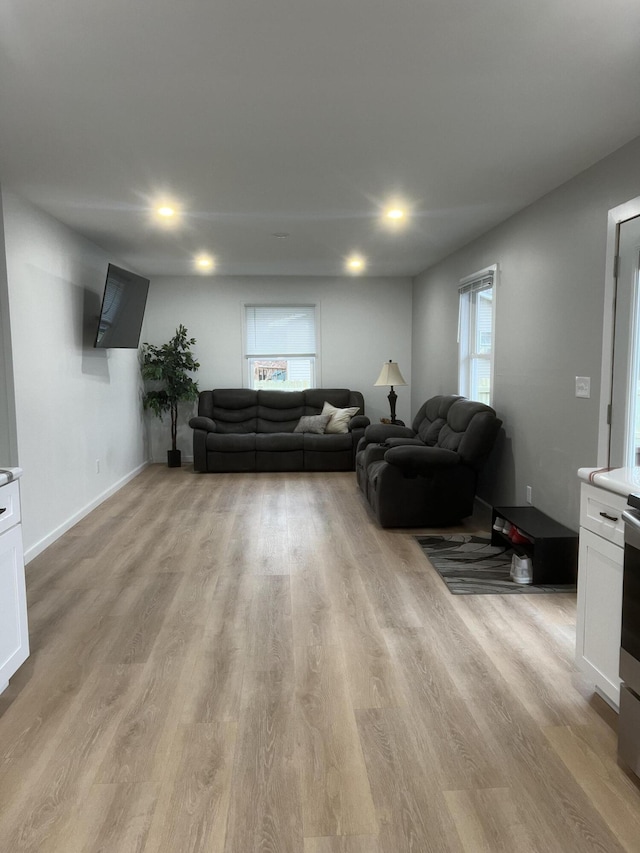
[356,395,501,528]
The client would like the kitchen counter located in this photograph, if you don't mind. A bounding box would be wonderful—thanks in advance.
[0,467,22,487]
[578,466,640,499]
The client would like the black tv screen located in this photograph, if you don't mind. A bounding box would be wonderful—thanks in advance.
[94,264,150,349]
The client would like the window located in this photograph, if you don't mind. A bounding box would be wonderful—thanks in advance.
[458,265,496,405]
[244,305,318,390]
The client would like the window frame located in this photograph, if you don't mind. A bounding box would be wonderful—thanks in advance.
[242,303,321,391]
[458,264,497,406]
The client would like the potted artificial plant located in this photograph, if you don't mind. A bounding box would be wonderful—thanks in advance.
[141,324,200,467]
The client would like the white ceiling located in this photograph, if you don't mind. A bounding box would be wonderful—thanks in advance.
[2,0,640,278]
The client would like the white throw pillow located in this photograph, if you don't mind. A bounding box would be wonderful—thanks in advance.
[321,401,360,434]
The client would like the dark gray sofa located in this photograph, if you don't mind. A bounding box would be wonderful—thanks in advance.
[356,394,501,527]
[190,388,369,472]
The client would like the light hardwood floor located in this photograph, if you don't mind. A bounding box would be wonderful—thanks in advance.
[1,465,640,852]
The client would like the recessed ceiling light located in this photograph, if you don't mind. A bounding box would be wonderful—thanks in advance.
[272,232,290,239]
[151,197,183,227]
[386,208,405,220]
[346,254,366,274]
[194,254,215,272]
[381,199,411,229]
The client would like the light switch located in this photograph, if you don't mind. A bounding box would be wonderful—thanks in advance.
[575,376,591,398]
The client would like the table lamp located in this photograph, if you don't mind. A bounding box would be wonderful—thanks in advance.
[374,360,407,424]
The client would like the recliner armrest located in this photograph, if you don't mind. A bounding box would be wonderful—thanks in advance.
[189,416,217,432]
[349,415,370,431]
[384,445,460,476]
[382,437,426,448]
[363,424,416,444]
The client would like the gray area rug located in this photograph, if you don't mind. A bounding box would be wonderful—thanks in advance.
[415,533,577,595]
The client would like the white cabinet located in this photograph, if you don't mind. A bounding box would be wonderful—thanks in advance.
[576,481,626,709]
[0,472,29,693]
[579,481,625,547]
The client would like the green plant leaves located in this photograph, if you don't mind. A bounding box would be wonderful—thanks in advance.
[141,325,200,450]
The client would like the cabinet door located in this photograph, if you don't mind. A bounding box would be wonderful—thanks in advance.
[0,524,29,691]
[576,527,623,708]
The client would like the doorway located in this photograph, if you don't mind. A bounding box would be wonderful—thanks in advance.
[609,214,640,466]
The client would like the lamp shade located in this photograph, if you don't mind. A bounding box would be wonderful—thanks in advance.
[374,360,407,387]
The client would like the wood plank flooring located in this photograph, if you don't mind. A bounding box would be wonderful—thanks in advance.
[1,465,640,852]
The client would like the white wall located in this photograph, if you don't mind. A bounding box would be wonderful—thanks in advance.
[2,190,148,559]
[412,134,640,530]
[142,275,412,461]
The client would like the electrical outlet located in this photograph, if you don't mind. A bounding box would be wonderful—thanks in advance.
[96,459,100,474]
[526,485,532,504]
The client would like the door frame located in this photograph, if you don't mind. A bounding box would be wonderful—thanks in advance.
[598,196,640,466]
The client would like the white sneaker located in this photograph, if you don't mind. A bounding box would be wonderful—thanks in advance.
[509,553,517,580]
[512,555,533,584]
[493,517,506,532]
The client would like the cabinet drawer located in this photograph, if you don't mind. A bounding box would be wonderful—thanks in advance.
[580,483,626,547]
[0,480,20,536]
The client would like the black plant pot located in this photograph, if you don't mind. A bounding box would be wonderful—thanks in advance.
[167,449,182,468]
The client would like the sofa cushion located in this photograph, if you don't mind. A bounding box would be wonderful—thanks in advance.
[321,401,360,434]
[437,400,496,457]
[205,432,256,452]
[414,395,462,445]
[294,414,332,434]
[303,432,352,451]
[256,433,305,451]
[259,390,305,409]
[256,416,301,433]
[211,389,258,433]
[213,388,257,409]
[256,390,305,432]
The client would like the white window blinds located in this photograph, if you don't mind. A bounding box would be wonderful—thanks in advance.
[245,305,316,356]
[458,270,494,296]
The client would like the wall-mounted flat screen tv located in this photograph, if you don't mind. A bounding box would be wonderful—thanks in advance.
[94,264,150,349]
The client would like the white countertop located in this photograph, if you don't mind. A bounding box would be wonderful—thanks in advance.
[0,467,23,487]
[578,466,640,498]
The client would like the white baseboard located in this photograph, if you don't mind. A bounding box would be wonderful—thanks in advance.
[24,460,150,564]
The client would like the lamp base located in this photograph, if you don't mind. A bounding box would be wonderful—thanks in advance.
[387,387,398,423]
